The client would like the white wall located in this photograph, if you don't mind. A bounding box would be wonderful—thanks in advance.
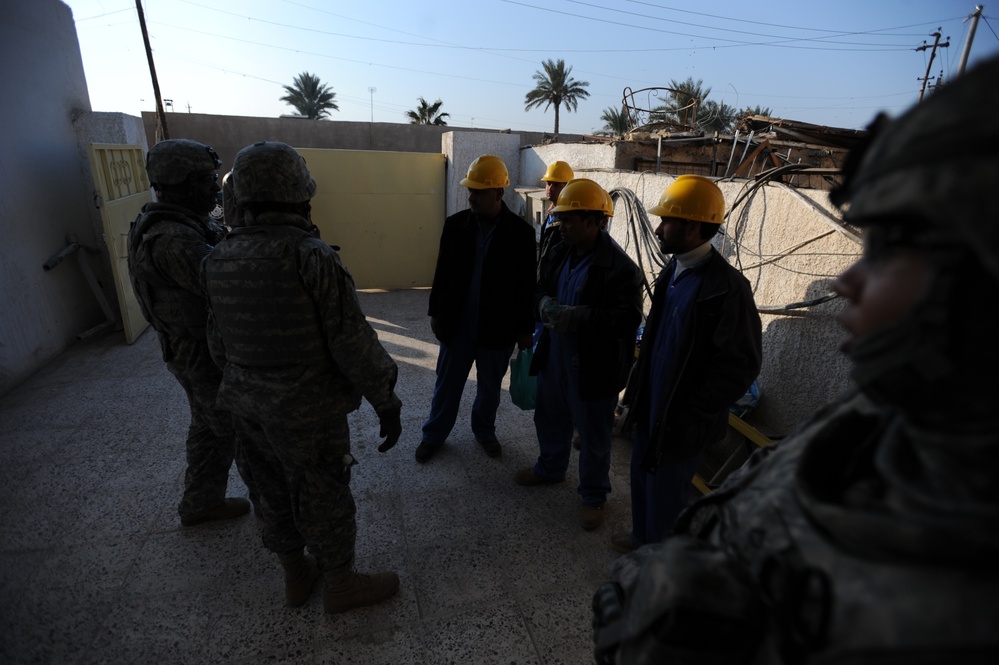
[0,0,113,395]
[442,131,523,218]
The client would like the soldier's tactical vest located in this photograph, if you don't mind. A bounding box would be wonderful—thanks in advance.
[203,225,330,367]
[594,394,999,664]
[127,207,217,340]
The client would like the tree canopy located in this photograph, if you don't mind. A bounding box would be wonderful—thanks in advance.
[280,72,338,120]
[595,106,631,138]
[741,105,774,118]
[406,97,449,125]
[649,77,739,133]
[524,58,590,138]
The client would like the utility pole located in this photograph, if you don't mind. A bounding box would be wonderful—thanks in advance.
[368,87,376,123]
[916,30,950,102]
[957,5,984,76]
[135,0,169,140]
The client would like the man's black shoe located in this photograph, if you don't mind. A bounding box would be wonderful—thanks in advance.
[415,441,440,464]
[478,438,502,458]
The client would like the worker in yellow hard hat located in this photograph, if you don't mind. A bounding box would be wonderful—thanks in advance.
[610,174,762,553]
[538,160,575,267]
[516,178,642,532]
[416,155,537,463]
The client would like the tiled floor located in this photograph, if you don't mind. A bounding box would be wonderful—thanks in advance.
[0,289,634,664]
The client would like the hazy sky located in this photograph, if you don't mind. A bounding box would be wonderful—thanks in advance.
[64,0,998,135]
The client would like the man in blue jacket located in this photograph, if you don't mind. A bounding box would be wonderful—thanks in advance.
[611,175,762,552]
[416,155,536,463]
[516,178,643,531]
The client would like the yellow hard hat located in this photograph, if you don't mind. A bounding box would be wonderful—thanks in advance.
[541,160,574,183]
[649,174,726,224]
[460,155,509,189]
[551,178,613,216]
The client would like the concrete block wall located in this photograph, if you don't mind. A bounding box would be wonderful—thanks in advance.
[142,113,579,178]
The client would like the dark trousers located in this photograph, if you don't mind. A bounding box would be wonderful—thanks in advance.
[533,344,616,507]
[421,333,514,446]
[630,426,700,545]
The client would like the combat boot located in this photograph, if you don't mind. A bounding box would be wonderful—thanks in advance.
[323,569,400,614]
[180,497,251,527]
[277,548,320,608]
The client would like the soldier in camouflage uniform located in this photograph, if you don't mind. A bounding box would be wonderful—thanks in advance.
[220,170,241,229]
[593,55,999,664]
[202,141,403,613]
[127,138,255,527]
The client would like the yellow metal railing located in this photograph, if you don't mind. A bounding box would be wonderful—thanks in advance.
[693,412,772,495]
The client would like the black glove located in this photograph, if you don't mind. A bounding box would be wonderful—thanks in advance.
[377,407,402,452]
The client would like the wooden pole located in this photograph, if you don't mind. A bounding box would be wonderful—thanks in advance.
[135,0,169,140]
[916,31,949,102]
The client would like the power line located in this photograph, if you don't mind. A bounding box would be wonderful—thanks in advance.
[569,0,941,46]
[503,0,950,51]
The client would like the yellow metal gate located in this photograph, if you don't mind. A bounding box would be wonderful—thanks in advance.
[87,144,151,344]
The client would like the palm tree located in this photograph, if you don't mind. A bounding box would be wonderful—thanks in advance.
[524,58,590,138]
[406,97,449,125]
[742,104,774,118]
[665,77,709,128]
[699,99,738,133]
[595,106,631,137]
[647,78,740,133]
[280,72,338,120]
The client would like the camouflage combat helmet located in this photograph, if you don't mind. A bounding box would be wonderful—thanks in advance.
[230,141,317,204]
[145,139,221,186]
[831,54,999,279]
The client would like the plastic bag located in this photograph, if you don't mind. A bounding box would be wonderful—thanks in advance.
[509,347,537,411]
[729,380,760,419]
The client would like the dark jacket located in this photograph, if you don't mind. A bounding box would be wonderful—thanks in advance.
[537,211,560,277]
[531,231,643,400]
[631,247,762,471]
[427,201,536,349]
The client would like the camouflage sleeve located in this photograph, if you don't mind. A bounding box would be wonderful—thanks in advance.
[300,239,401,414]
[200,261,227,369]
[150,230,213,296]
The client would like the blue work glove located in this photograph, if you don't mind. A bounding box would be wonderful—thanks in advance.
[540,296,568,330]
[552,304,589,333]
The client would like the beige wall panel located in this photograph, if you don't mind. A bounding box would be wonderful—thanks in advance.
[298,149,445,290]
